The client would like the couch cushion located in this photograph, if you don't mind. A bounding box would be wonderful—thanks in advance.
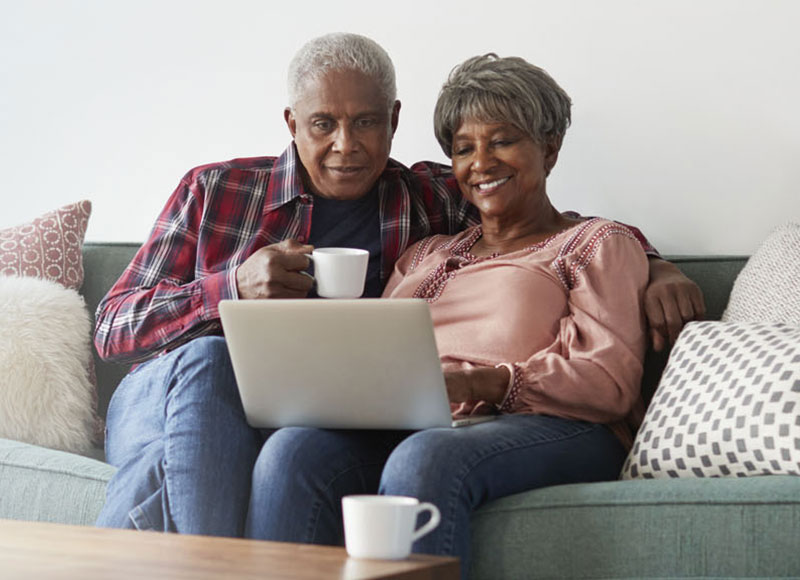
[0,275,102,454]
[0,438,114,525]
[470,476,800,579]
[0,201,92,290]
[722,221,800,324]
[621,321,800,480]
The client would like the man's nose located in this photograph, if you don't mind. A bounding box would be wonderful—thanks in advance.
[332,125,358,153]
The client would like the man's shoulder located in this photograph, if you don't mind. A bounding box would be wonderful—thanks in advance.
[182,155,279,182]
[407,159,454,180]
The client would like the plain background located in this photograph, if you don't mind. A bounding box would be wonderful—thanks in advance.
[1,0,798,254]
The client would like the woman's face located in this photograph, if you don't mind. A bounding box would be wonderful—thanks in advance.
[450,119,557,221]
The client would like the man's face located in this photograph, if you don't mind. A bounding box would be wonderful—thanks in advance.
[285,69,400,200]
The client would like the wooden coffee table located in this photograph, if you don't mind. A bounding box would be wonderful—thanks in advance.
[0,519,459,579]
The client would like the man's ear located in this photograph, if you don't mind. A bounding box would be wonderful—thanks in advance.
[390,100,401,136]
[284,107,297,138]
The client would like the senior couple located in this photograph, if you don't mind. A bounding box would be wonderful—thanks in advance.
[95,32,704,577]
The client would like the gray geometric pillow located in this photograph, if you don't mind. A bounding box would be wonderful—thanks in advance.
[621,321,800,479]
[722,221,800,325]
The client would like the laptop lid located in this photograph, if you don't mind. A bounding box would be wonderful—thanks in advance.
[218,298,453,430]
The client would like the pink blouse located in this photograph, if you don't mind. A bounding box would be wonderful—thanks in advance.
[382,218,649,449]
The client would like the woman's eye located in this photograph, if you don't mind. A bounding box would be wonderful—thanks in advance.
[453,146,472,157]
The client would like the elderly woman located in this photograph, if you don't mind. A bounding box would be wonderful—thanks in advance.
[246,54,649,577]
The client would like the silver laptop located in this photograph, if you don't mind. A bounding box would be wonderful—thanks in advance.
[219,298,464,430]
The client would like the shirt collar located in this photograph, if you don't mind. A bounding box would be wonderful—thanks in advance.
[264,141,408,213]
[263,142,309,213]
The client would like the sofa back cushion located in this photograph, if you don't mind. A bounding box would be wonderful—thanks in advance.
[80,243,140,420]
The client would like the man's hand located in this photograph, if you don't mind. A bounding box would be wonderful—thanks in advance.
[236,239,315,299]
[444,366,509,404]
[645,258,706,352]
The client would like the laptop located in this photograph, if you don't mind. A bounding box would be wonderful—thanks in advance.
[219,298,493,430]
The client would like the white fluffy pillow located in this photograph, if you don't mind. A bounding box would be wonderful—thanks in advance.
[0,275,99,454]
[722,221,800,324]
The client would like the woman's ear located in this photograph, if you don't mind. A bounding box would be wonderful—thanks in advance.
[544,137,562,177]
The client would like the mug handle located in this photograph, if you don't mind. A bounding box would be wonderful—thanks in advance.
[301,254,315,281]
[411,502,441,542]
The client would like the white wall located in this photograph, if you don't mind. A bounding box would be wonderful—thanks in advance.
[2,0,798,254]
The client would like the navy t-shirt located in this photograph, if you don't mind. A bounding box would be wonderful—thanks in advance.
[307,191,383,298]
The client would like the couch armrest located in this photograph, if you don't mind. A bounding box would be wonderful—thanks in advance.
[0,438,115,526]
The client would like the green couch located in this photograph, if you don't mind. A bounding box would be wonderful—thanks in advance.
[1,244,798,578]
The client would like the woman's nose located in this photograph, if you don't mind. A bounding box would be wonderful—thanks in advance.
[471,147,497,173]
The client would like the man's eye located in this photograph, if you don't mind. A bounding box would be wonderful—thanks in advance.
[313,120,333,132]
[355,118,377,128]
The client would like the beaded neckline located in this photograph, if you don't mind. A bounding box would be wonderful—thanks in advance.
[458,224,570,261]
[411,224,578,303]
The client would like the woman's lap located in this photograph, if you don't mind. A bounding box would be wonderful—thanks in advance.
[247,415,626,557]
[379,414,627,574]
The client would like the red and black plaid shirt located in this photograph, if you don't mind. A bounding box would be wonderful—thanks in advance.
[94,144,479,363]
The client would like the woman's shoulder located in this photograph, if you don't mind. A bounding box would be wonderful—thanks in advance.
[410,227,478,261]
[559,217,641,255]
[554,218,647,289]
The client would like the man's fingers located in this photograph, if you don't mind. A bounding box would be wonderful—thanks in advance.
[650,327,666,353]
[690,287,707,320]
[644,293,667,334]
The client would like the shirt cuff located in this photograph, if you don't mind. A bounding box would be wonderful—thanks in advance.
[494,363,521,412]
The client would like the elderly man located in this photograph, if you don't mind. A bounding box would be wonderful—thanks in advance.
[94,32,703,536]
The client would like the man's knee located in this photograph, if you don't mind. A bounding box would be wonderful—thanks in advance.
[175,335,231,370]
[166,336,237,399]
[381,429,457,492]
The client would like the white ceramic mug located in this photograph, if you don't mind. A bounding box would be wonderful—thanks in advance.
[305,247,369,299]
[342,495,441,560]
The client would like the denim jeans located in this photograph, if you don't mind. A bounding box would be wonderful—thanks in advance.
[95,336,265,536]
[245,415,626,579]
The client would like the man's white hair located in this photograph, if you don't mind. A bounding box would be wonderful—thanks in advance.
[287,32,397,110]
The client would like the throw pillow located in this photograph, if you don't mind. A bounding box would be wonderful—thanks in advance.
[722,221,800,325]
[0,200,92,291]
[621,321,800,479]
[0,275,101,454]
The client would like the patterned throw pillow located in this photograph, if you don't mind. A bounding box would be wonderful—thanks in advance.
[621,321,800,479]
[722,221,800,325]
[0,200,92,290]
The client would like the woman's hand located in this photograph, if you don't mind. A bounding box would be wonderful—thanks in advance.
[645,257,706,351]
[444,366,510,405]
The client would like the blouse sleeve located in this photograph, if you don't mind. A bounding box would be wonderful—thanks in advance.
[500,228,649,423]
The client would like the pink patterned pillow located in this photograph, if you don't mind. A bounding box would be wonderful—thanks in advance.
[0,201,92,290]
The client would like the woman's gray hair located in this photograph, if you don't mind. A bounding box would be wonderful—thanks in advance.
[288,32,397,110]
[434,54,572,157]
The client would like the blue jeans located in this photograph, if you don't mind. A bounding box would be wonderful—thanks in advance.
[95,336,265,535]
[245,415,626,579]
